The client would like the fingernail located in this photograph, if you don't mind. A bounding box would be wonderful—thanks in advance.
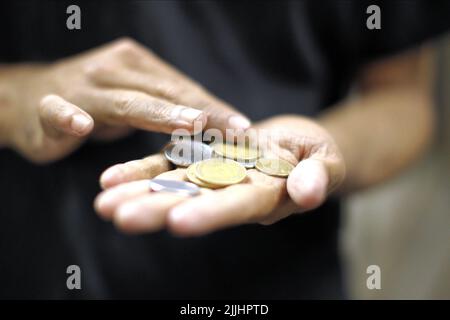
[228,115,251,130]
[71,114,92,135]
[179,107,204,123]
[100,165,123,189]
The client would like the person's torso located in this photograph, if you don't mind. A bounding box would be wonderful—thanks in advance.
[0,1,347,298]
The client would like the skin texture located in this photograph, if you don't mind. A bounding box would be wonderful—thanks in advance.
[95,116,345,236]
[0,38,435,237]
[321,47,434,192]
[0,38,250,163]
[94,46,435,236]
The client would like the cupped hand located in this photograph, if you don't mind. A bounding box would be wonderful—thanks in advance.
[94,115,346,236]
[6,38,249,163]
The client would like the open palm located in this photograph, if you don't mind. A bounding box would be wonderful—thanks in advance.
[94,116,345,236]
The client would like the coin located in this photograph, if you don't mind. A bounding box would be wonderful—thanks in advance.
[195,158,247,186]
[211,143,260,161]
[149,179,200,196]
[164,139,212,167]
[212,151,256,168]
[236,159,256,169]
[255,158,295,177]
[186,163,222,189]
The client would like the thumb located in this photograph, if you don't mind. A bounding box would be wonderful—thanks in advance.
[286,158,329,211]
[38,94,94,139]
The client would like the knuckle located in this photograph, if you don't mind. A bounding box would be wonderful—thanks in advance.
[150,100,172,120]
[112,37,143,58]
[39,94,58,109]
[113,92,173,124]
[83,61,115,80]
[118,96,141,117]
[114,37,138,49]
[114,92,147,118]
[154,81,180,99]
[38,95,71,124]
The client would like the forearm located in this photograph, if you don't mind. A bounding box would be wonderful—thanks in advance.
[0,65,17,146]
[319,84,434,193]
[320,46,435,193]
[0,64,46,147]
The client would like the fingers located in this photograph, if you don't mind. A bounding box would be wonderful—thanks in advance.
[80,38,250,133]
[87,63,251,132]
[95,169,187,220]
[100,153,170,189]
[87,67,182,102]
[167,171,285,236]
[95,168,283,236]
[95,180,152,220]
[201,98,251,132]
[85,89,207,134]
[95,169,189,232]
[286,158,330,210]
[38,94,94,138]
[115,193,187,233]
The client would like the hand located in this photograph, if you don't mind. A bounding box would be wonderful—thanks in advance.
[2,38,250,163]
[94,115,346,236]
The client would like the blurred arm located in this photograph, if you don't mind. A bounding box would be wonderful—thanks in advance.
[320,46,435,193]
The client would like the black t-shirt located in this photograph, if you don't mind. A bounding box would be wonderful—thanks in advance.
[0,1,449,299]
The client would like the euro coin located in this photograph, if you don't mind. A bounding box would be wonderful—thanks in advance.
[164,139,212,167]
[211,143,260,161]
[186,163,222,189]
[149,179,200,196]
[195,158,247,186]
[255,158,295,177]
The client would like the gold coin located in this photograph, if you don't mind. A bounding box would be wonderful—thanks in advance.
[211,143,260,161]
[195,158,247,186]
[255,158,295,177]
[186,163,222,189]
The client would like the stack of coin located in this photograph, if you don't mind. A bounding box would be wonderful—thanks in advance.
[211,142,260,168]
[188,158,247,188]
[185,162,222,189]
[163,139,295,191]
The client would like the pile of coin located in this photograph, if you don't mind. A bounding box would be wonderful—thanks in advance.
[162,139,295,191]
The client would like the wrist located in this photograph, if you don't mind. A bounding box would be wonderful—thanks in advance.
[0,76,17,148]
[0,64,48,148]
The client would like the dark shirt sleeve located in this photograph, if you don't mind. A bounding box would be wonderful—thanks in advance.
[334,0,450,69]
[298,0,450,99]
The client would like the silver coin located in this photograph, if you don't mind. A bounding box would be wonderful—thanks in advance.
[149,179,200,196]
[237,160,256,169]
[212,152,255,168]
[164,140,212,167]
